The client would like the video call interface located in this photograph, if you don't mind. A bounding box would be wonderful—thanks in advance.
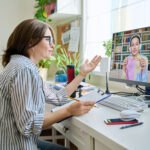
[110,26,150,83]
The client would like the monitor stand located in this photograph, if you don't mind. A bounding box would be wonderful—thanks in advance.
[105,72,110,94]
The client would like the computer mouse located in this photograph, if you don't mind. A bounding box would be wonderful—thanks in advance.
[120,110,141,119]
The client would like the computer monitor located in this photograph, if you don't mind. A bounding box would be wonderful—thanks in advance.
[109,26,150,87]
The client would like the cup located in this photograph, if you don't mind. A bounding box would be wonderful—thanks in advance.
[67,65,76,98]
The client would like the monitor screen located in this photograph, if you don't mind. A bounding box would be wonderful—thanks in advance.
[109,27,150,86]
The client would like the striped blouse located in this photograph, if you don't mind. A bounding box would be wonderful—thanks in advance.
[0,55,68,150]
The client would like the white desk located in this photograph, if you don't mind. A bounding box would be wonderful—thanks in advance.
[45,102,150,150]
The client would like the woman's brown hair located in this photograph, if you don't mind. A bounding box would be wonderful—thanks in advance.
[2,19,55,67]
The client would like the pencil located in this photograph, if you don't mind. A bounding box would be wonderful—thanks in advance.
[68,97,97,108]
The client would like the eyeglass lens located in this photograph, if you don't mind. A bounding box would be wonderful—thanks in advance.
[44,36,53,45]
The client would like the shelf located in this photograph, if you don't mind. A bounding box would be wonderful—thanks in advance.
[142,40,150,43]
[46,0,81,23]
[48,12,81,22]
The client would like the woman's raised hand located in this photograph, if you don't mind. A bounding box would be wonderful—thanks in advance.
[80,55,101,75]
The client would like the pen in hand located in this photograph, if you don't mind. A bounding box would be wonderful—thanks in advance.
[120,122,143,129]
[68,97,97,108]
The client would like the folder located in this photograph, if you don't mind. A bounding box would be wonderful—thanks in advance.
[51,100,75,123]
[51,92,111,123]
[77,91,111,104]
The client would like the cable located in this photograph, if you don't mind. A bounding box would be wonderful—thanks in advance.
[136,85,146,94]
[110,91,140,97]
[136,85,145,92]
[137,87,145,94]
[98,85,143,97]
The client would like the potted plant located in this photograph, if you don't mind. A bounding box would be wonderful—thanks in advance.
[34,0,52,23]
[54,44,81,82]
[103,39,112,57]
[99,39,112,74]
[38,56,56,80]
[55,69,67,82]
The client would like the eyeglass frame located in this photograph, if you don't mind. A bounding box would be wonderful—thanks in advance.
[43,36,53,45]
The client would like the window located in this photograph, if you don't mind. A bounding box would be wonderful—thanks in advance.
[83,0,150,72]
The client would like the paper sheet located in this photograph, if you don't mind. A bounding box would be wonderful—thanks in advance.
[68,21,80,52]
[61,30,70,45]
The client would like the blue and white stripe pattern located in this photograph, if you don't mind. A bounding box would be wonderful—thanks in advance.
[43,81,67,106]
[0,55,68,150]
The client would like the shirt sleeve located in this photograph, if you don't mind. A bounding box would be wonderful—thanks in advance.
[10,68,45,137]
[43,81,68,106]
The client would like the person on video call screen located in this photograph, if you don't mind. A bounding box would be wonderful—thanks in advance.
[122,34,148,82]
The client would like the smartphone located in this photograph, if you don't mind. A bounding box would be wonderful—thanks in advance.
[104,118,138,125]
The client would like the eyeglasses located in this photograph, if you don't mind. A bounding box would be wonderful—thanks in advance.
[43,36,53,45]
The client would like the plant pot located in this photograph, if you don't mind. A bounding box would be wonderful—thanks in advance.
[55,74,67,82]
[39,68,48,80]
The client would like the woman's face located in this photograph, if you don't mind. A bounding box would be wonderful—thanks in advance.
[30,28,55,62]
[130,37,140,57]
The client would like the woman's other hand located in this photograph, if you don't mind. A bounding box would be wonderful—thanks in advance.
[123,57,128,72]
[80,55,101,75]
[43,101,95,128]
[66,101,95,116]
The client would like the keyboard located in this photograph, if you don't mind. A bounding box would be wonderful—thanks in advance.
[79,91,147,112]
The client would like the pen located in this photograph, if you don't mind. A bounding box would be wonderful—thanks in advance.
[120,122,143,129]
[68,97,97,108]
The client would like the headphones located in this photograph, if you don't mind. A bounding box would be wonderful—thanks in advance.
[129,34,142,52]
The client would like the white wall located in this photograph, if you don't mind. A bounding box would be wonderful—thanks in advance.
[0,0,35,71]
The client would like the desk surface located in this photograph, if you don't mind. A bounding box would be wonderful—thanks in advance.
[46,102,150,150]
[73,105,150,150]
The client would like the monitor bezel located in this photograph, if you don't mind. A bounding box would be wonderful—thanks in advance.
[109,77,149,87]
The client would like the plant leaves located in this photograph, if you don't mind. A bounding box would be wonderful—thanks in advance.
[103,40,112,57]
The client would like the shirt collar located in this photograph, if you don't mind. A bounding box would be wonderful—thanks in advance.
[11,55,39,73]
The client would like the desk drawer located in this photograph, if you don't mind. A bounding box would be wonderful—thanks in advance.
[95,139,126,150]
[53,122,93,150]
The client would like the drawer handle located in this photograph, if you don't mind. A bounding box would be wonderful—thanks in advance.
[63,127,69,133]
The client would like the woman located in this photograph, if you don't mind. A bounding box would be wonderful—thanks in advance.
[0,19,101,150]
[122,34,148,82]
